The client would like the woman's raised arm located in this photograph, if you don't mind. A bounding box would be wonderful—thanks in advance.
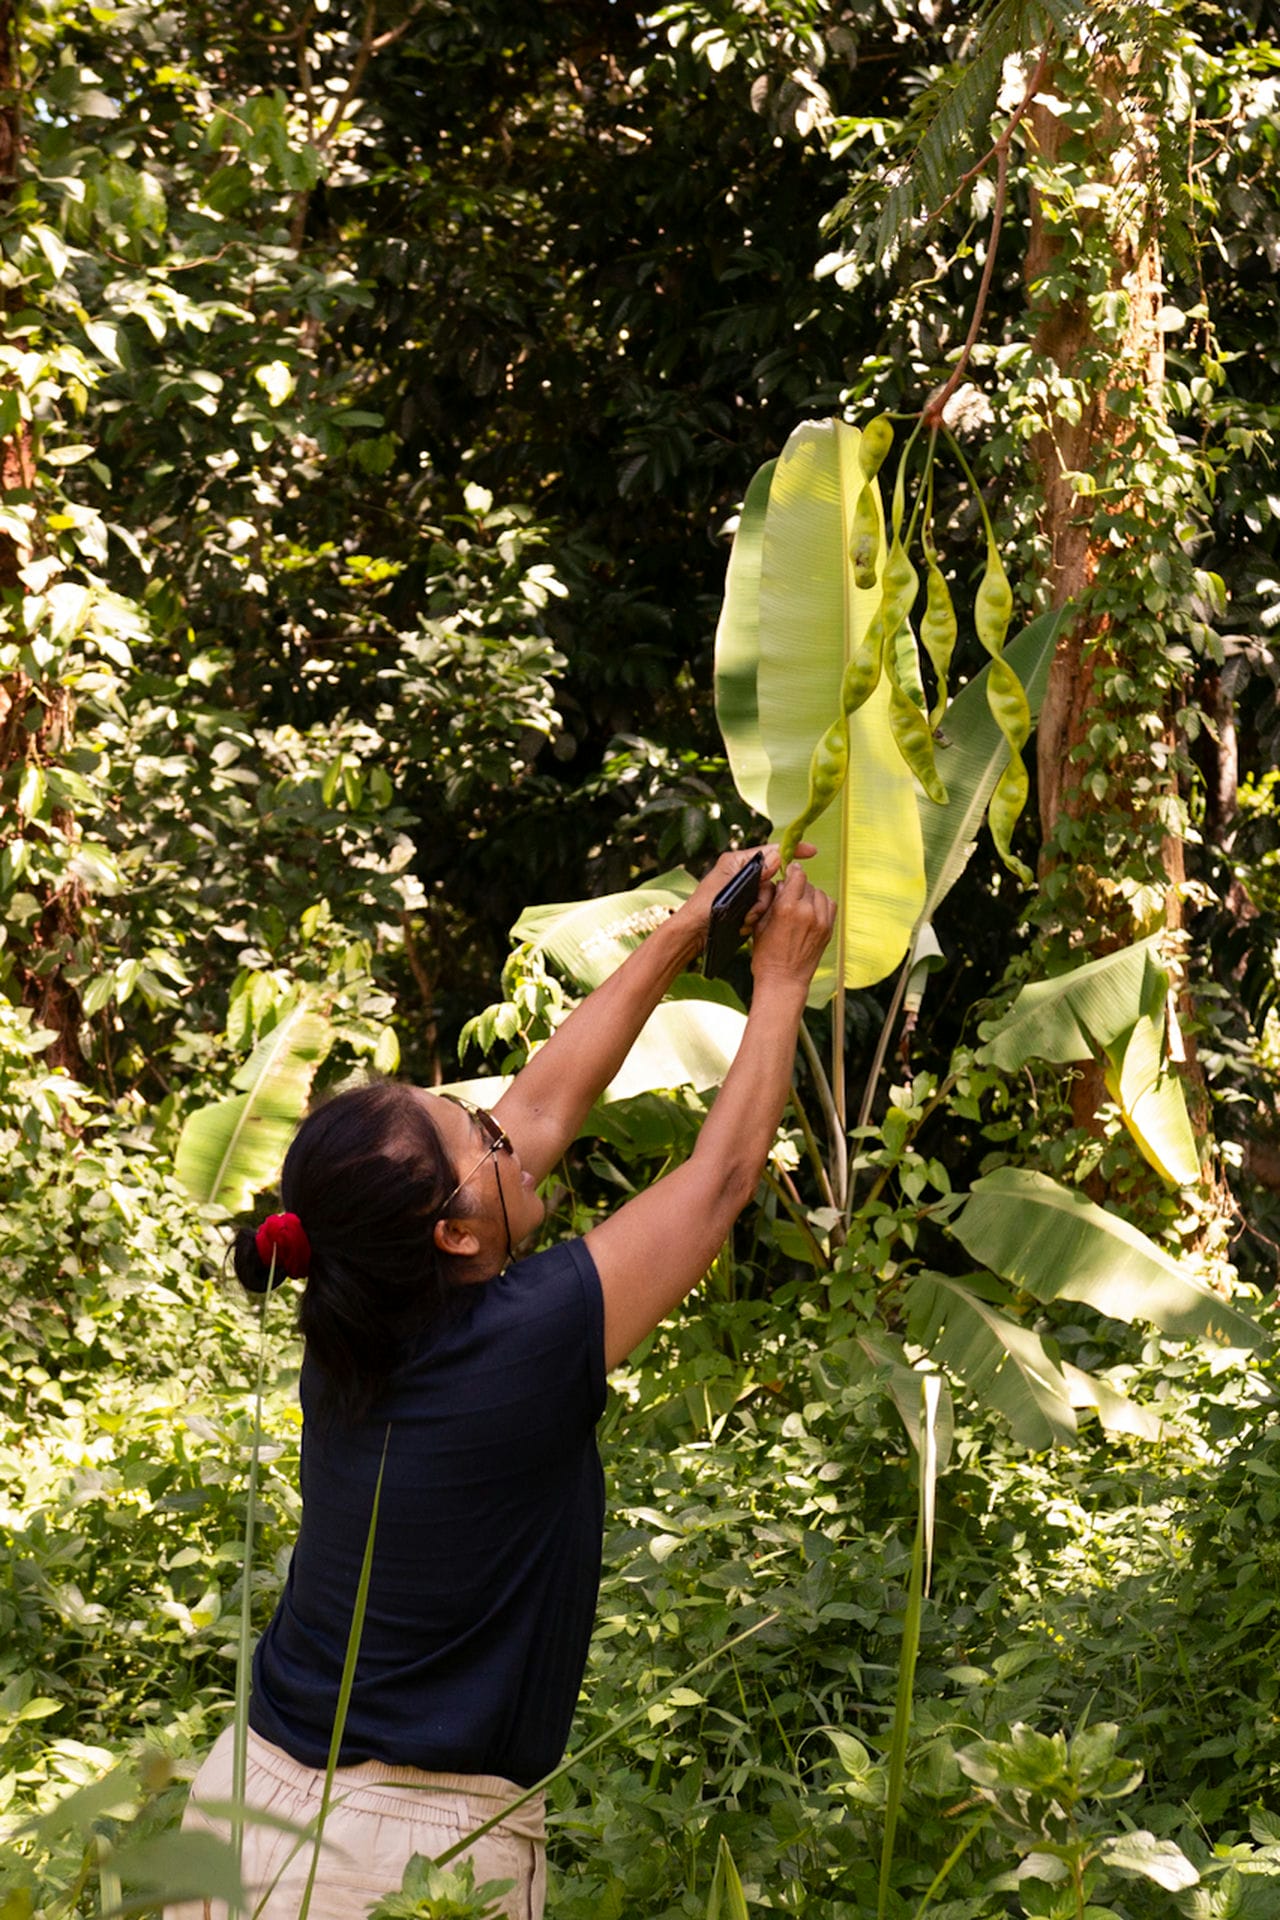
[491,846,800,1183]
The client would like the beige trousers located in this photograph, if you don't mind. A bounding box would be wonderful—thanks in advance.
[173,1726,546,1920]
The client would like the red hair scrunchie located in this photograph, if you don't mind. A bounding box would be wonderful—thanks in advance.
[255,1211,312,1280]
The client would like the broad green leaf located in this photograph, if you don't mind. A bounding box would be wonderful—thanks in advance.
[953,1168,1263,1349]
[174,1001,332,1212]
[907,1270,1078,1450]
[978,935,1199,1186]
[1100,1832,1199,1891]
[978,935,1166,1069]
[1104,1010,1199,1188]
[920,607,1065,918]
[110,1830,246,1908]
[714,459,776,813]
[603,999,745,1099]
[716,419,924,1002]
[1062,1362,1161,1441]
[513,871,696,991]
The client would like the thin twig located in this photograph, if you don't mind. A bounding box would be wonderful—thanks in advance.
[920,42,1055,431]
[921,41,1054,232]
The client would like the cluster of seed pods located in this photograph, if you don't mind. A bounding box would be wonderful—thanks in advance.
[779,418,1032,884]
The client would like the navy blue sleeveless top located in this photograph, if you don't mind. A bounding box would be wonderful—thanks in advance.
[249,1238,606,1788]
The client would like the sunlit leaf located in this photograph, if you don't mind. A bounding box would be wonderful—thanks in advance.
[953,1169,1263,1349]
[907,1270,1078,1449]
[920,607,1065,917]
[715,419,924,1001]
[174,1001,332,1212]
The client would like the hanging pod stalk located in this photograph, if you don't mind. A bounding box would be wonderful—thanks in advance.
[878,430,948,805]
[919,459,956,729]
[946,428,1034,884]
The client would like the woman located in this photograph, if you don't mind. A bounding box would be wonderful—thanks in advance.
[179,845,834,1920]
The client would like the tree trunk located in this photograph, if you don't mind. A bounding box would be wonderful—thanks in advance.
[1023,60,1221,1210]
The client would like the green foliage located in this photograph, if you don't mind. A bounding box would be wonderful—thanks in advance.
[3,2,1280,1918]
[368,1855,515,1920]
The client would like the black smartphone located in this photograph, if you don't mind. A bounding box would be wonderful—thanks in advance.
[702,851,765,979]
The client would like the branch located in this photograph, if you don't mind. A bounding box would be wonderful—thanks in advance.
[919,42,1054,432]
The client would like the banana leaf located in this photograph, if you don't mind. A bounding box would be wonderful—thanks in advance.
[854,1325,954,1469]
[715,418,924,1002]
[1063,1362,1162,1442]
[175,1000,332,1212]
[513,871,696,991]
[977,937,1199,1187]
[714,459,776,814]
[906,1269,1078,1450]
[510,876,746,1094]
[952,1167,1263,1349]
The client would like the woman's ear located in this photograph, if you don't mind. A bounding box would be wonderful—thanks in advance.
[433,1214,481,1259]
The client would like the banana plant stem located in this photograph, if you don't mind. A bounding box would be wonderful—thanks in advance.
[797,1020,846,1209]
[789,1077,837,1212]
[847,954,913,1213]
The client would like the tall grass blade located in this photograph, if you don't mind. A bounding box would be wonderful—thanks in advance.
[877,1374,941,1920]
[231,1274,274,1909]
[911,1813,989,1918]
[706,1834,750,1920]
[295,1428,390,1920]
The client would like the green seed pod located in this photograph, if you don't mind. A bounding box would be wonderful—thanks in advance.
[986,655,1031,756]
[850,483,880,590]
[892,618,928,715]
[859,415,894,482]
[974,535,1013,657]
[779,714,850,869]
[888,684,948,806]
[920,548,957,728]
[840,610,886,717]
[987,753,1033,886]
[881,537,919,640]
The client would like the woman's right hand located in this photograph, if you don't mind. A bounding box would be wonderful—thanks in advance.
[750,861,836,987]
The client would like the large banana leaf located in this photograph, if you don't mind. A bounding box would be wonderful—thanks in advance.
[952,1167,1262,1348]
[920,606,1065,918]
[979,935,1165,1066]
[715,419,924,1002]
[905,1269,1078,1450]
[714,458,776,814]
[977,937,1199,1186]
[1063,1362,1161,1442]
[175,1001,332,1212]
[513,871,696,991]
[510,875,746,1093]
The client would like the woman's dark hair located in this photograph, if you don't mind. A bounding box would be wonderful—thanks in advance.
[233,1082,465,1425]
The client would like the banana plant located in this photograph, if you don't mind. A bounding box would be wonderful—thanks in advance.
[479,417,1264,1449]
[175,996,333,1213]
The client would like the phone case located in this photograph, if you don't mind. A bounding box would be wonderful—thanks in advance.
[702,852,764,979]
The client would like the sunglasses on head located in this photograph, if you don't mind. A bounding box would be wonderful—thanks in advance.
[437,1096,514,1212]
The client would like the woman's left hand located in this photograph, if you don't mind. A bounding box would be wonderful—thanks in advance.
[675,841,817,941]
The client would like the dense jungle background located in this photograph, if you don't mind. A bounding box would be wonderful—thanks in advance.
[5,0,1280,1913]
